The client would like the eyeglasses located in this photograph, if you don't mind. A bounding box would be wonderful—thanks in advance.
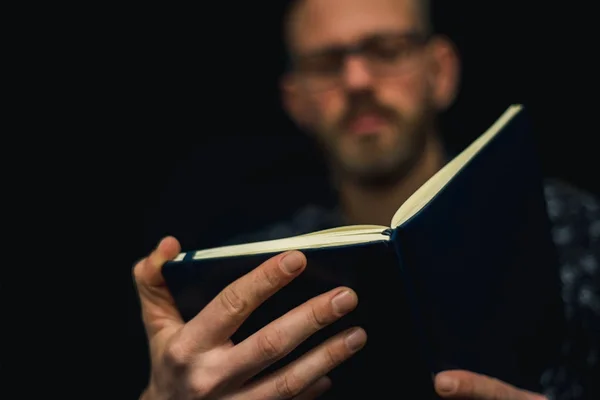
[290,31,431,91]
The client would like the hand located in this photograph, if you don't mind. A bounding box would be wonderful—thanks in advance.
[133,236,367,400]
[434,370,547,400]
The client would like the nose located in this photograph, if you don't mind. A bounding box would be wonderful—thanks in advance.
[341,55,374,90]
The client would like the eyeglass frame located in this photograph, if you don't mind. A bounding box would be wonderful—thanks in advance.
[285,30,434,91]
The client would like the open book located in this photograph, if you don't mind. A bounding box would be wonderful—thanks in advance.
[162,104,566,399]
[175,105,524,262]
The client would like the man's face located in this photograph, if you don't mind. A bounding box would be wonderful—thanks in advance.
[286,0,444,183]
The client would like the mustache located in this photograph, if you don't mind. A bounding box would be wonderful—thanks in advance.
[338,94,399,129]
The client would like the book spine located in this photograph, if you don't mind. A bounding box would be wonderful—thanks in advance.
[390,228,437,378]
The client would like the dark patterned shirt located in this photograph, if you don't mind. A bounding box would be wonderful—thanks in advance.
[231,179,600,400]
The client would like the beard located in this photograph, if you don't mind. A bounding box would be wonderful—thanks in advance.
[314,91,436,188]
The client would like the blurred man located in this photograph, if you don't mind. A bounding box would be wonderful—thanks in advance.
[134,0,599,399]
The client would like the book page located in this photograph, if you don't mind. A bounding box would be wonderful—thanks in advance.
[299,224,388,236]
[390,104,523,228]
[190,225,390,260]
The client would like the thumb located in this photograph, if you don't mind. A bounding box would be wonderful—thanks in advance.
[133,236,183,339]
[434,370,547,400]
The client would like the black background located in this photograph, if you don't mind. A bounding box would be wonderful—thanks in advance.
[120,2,599,398]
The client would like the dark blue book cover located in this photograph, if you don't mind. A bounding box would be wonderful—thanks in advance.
[389,106,565,392]
[161,105,565,398]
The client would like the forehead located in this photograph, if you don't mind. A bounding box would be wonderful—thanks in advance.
[289,0,423,52]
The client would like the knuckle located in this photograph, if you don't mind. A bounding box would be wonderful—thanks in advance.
[220,284,247,317]
[259,263,283,289]
[307,304,329,330]
[459,374,507,400]
[132,258,146,282]
[163,339,191,369]
[488,379,511,400]
[323,344,343,370]
[188,376,220,399]
[275,372,303,398]
[459,378,475,397]
[257,329,285,360]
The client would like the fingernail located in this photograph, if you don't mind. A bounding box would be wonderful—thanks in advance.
[280,251,304,273]
[345,328,367,351]
[437,375,457,393]
[331,290,357,314]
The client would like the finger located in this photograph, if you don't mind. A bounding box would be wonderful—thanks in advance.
[230,287,359,381]
[133,236,183,338]
[435,370,547,400]
[292,376,332,400]
[228,327,367,400]
[181,250,307,350]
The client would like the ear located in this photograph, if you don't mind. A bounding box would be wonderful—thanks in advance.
[427,35,461,111]
[280,73,313,128]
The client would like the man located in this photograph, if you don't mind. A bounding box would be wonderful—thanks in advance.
[133,0,599,398]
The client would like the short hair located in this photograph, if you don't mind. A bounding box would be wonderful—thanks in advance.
[282,0,433,53]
